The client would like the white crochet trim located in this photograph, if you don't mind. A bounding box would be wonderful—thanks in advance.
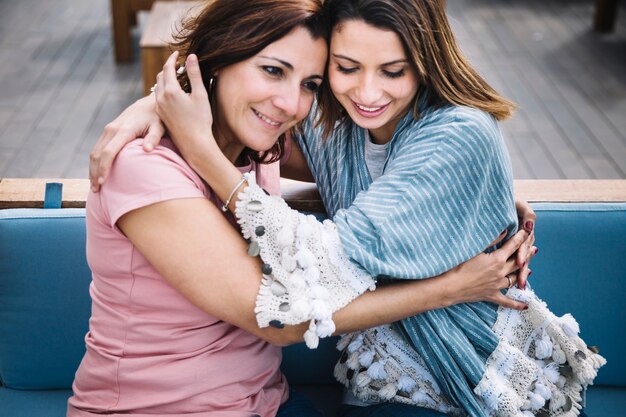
[235,172,376,348]
[334,325,463,417]
[236,172,606,414]
[474,286,606,417]
[474,340,538,416]
[334,287,605,417]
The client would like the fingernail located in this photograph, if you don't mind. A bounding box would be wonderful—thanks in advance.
[525,221,534,232]
[144,143,153,152]
[534,247,539,255]
[97,176,104,185]
[520,282,526,290]
[528,270,532,277]
[91,185,98,193]
[523,305,529,310]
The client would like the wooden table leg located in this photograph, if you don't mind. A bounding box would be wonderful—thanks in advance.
[594,0,620,33]
[111,0,133,62]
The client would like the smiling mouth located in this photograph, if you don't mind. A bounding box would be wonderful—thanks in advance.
[352,101,389,117]
[253,109,281,127]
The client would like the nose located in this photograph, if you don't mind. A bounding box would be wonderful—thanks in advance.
[356,72,382,105]
[273,83,301,118]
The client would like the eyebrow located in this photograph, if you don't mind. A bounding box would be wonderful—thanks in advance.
[332,53,408,66]
[259,55,293,70]
[258,55,324,81]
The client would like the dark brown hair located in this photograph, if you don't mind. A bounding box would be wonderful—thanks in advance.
[172,0,329,163]
[317,0,516,138]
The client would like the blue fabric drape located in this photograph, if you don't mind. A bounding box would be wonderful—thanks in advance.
[294,97,518,416]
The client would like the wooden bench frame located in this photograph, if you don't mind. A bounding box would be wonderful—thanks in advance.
[139,1,197,95]
[1,179,625,210]
[110,0,176,63]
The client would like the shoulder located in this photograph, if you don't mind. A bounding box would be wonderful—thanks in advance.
[422,105,498,140]
[99,139,208,224]
[390,106,500,164]
[111,138,204,187]
[115,138,186,170]
[421,105,503,158]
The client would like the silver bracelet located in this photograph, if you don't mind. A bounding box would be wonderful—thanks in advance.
[222,173,250,212]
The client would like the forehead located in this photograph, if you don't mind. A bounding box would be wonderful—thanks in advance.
[331,20,406,60]
[256,26,327,71]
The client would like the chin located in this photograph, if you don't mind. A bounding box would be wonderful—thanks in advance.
[349,114,386,130]
[244,138,282,153]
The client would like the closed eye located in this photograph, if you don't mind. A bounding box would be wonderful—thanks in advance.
[337,64,358,74]
[383,69,405,79]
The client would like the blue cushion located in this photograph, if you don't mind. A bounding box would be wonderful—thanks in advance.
[0,209,91,389]
[1,202,624,417]
[529,203,626,387]
[282,337,341,385]
[585,385,626,417]
[0,388,72,417]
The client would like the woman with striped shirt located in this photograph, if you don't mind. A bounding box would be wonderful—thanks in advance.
[89,1,603,416]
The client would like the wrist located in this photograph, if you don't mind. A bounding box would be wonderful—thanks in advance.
[183,134,222,172]
[435,272,461,308]
[182,139,243,207]
[139,94,156,109]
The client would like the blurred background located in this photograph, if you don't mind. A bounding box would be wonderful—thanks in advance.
[0,0,624,179]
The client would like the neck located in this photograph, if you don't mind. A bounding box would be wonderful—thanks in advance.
[213,124,245,165]
[368,110,410,145]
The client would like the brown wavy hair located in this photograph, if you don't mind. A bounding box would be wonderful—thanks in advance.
[171,0,329,163]
[317,0,516,138]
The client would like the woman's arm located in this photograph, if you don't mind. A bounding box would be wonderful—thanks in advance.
[156,51,537,276]
[118,195,529,346]
[88,52,535,335]
[89,94,164,192]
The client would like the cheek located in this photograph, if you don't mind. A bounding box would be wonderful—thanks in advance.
[329,72,350,96]
[396,85,415,102]
[296,95,315,122]
[397,77,419,100]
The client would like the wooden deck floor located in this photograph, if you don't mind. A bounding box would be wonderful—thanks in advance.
[0,0,624,179]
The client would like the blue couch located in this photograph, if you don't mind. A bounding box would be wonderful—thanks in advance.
[1,198,625,416]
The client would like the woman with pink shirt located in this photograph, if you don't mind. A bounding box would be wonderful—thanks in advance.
[70,0,536,416]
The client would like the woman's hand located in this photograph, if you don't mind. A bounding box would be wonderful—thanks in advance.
[154,52,216,166]
[443,229,537,310]
[515,198,537,289]
[155,51,250,210]
[89,95,165,192]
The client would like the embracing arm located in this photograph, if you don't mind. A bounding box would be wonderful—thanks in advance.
[88,52,535,334]
[118,195,529,346]
[89,94,164,191]
[149,54,533,345]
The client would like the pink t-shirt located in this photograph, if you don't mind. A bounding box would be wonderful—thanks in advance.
[68,139,288,417]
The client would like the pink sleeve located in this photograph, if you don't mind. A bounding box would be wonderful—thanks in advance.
[100,139,207,227]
